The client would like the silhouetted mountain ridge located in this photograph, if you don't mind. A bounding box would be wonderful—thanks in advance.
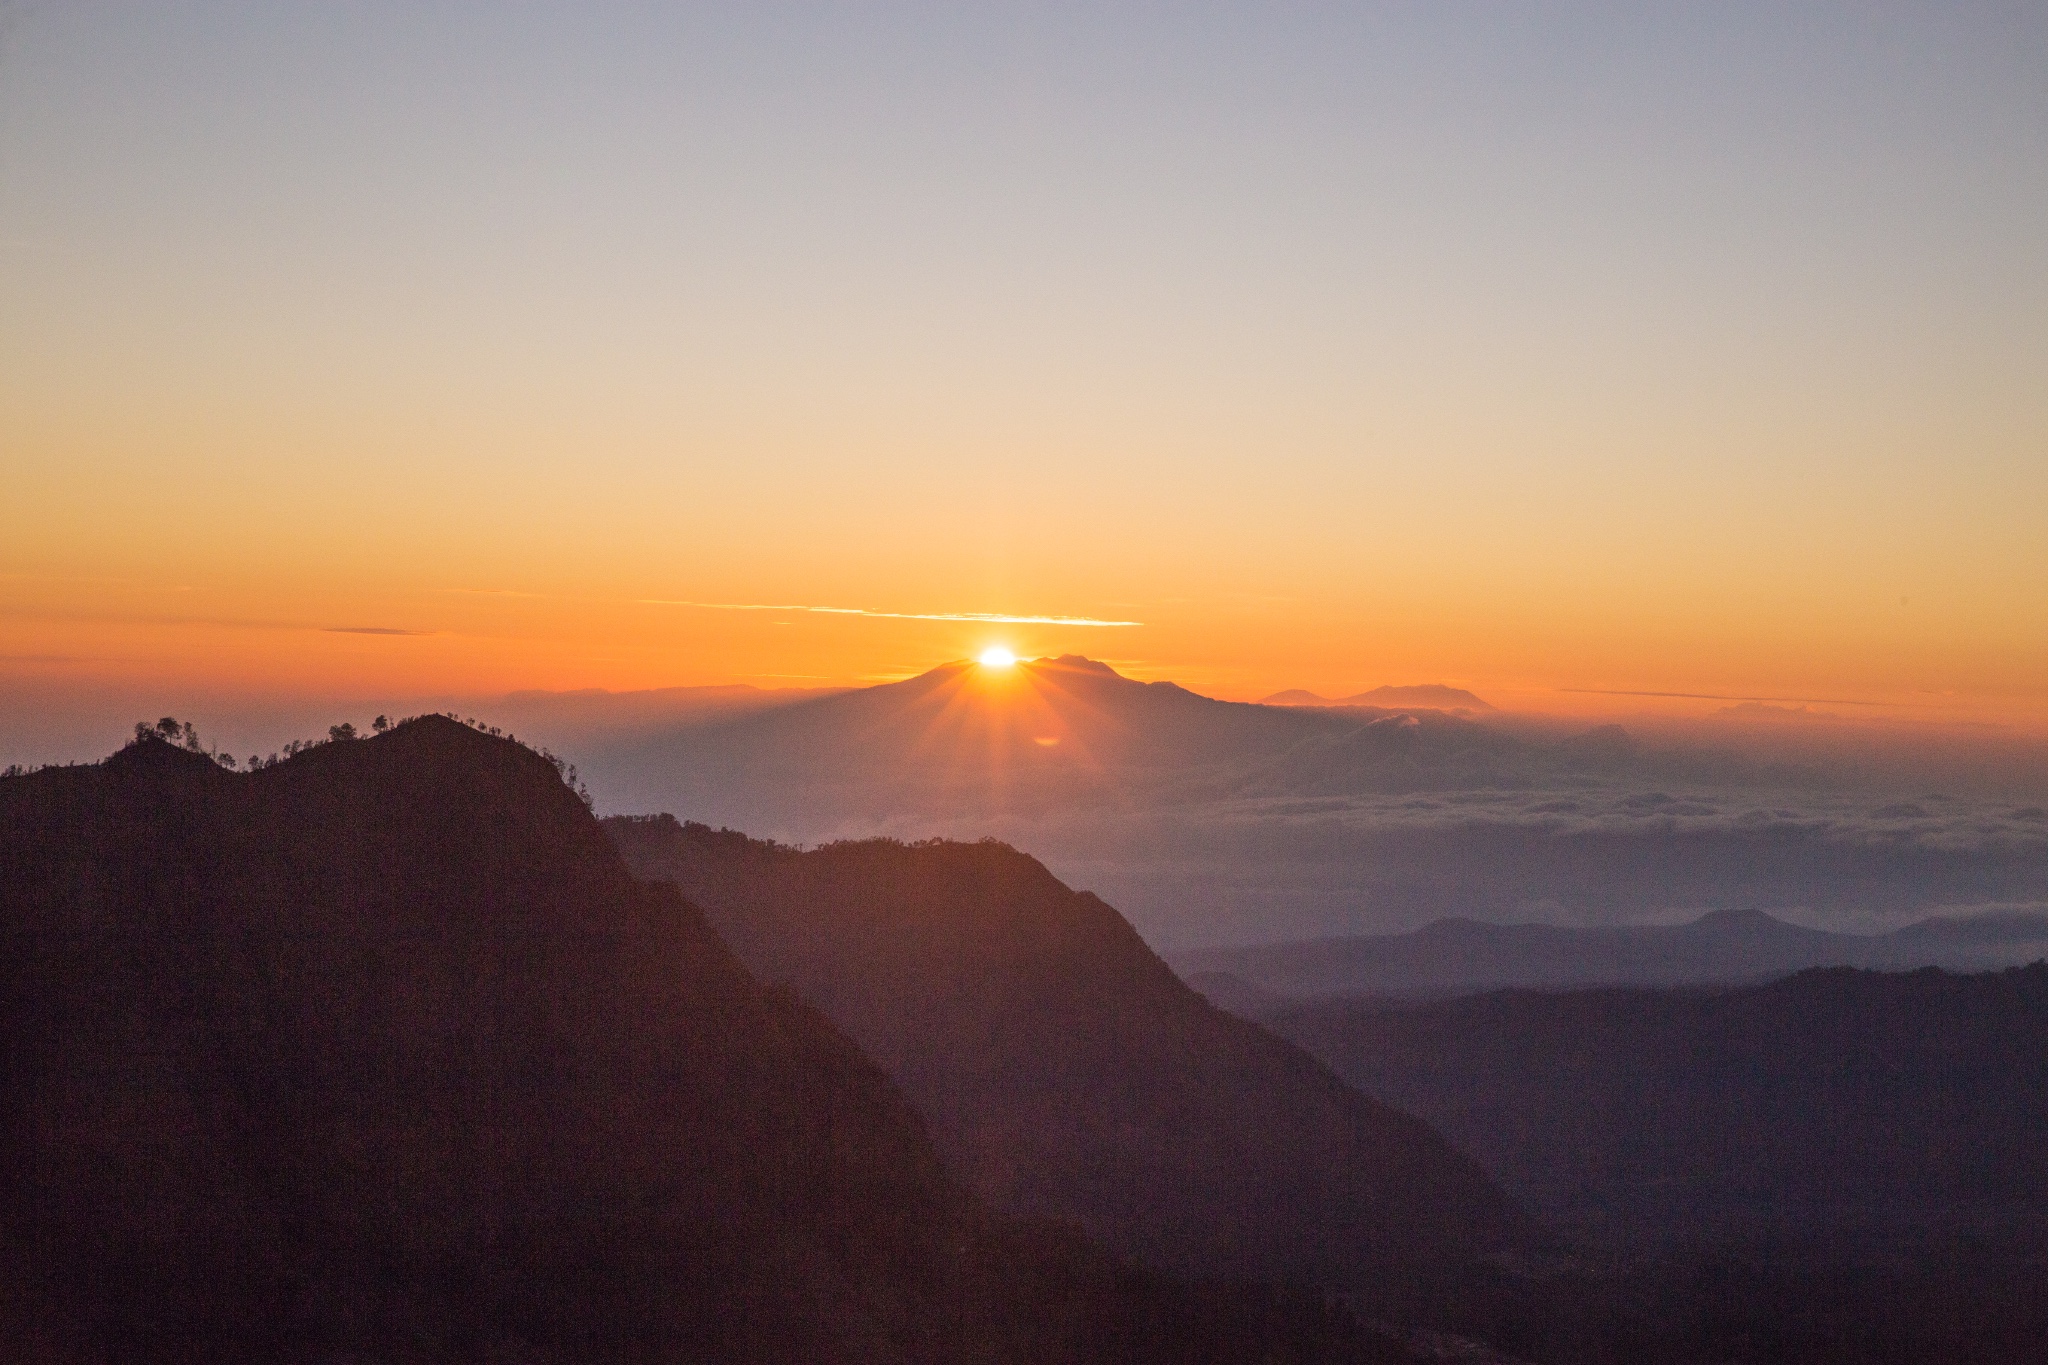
[605,815,1531,1291]
[0,718,1410,1363]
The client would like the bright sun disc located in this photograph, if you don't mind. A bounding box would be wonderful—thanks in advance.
[978,646,1017,668]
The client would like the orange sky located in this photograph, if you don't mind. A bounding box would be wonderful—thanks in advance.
[4,6,2045,734]
[3,562,2040,734]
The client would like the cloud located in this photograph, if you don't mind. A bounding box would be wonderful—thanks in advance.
[1561,687,1895,708]
[981,792,2048,946]
[640,600,1141,627]
[323,627,431,636]
[434,584,1144,627]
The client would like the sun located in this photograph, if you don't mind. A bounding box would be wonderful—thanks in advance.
[978,646,1017,668]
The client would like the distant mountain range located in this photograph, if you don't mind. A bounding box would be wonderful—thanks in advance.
[590,654,1362,825]
[1174,906,2048,1002]
[1262,685,1494,711]
[562,656,2048,950]
[604,815,1527,1289]
[583,655,1603,832]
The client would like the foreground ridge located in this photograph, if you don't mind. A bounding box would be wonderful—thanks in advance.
[605,815,1531,1288]
[0,718,1410,1364]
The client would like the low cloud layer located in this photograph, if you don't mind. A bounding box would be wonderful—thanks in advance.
[874,789,2048,949]
[13,664,2042,953]
[529,667,2048,950]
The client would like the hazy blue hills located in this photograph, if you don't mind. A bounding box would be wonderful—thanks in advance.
[0,720,1408,1364]
[1234,963,2048,1361]
[1173,906,2048,999]
[604,815,1531,1291]
[1259,965,2048,1260]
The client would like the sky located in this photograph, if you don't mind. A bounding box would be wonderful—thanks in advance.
[4,1,2045,742]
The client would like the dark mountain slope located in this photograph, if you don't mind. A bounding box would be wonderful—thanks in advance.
[605,816,1529,1290]
[1263,965,2048,1257]
[0,719,1408,1364]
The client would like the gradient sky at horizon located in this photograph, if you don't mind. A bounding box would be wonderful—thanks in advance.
[4,2,2045,726]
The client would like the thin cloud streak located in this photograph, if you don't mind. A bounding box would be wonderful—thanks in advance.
[1560,688,1895,708]
[642,600,1142,628]
[435,587,1139,628]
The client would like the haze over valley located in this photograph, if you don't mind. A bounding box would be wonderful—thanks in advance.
[499,656,2048,955]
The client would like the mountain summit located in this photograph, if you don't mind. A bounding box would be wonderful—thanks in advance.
[591,654,1478,831]
[0,718,991,1358]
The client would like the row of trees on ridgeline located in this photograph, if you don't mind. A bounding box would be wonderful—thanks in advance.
[0,714,593,811]
[120,714,395,771]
